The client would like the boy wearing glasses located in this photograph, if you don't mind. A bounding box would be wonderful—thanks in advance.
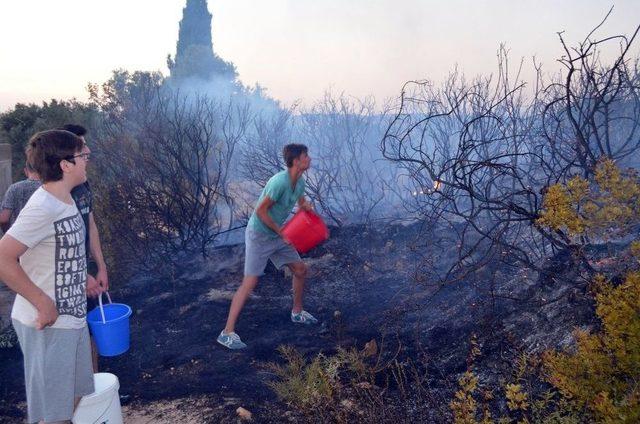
[0,129,94,423]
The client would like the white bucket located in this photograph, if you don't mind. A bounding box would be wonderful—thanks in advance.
[72,373,123,424]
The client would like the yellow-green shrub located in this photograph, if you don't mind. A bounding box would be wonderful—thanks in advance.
[537,159,640,239]
[539,160,640,423]
[544,271,640,423]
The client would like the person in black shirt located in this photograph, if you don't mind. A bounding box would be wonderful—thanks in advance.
[59,124,109,372]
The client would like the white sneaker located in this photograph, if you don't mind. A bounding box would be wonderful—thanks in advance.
[291,310,319,325]
[217,331,247,349]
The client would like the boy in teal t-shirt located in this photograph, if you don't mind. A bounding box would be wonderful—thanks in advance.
[218,144,319,349]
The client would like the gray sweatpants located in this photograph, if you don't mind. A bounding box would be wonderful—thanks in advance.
[12,319,94,423]
[244,227,302,276]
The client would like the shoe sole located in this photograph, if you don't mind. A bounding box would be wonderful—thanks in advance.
[291,319,318,325]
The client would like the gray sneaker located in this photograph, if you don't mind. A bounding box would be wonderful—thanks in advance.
[291,310,319,325]
[217,331,247,349]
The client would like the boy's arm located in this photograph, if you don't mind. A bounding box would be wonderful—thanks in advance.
[256,196,286,237]
[88,212,108,291]
[0,234,58,329]
[0,209,11,233]
[0,186,16,233]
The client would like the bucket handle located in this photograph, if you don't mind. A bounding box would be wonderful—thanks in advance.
[97,291,113,324]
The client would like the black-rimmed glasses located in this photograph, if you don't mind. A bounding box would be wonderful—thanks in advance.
[63,153,90,164]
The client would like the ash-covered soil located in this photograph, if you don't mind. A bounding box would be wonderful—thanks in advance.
[0,222,596,423]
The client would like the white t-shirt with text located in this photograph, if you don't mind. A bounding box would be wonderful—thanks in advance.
[8,187,87,329]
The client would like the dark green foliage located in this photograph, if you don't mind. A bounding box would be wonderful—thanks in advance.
[0,100,98,181]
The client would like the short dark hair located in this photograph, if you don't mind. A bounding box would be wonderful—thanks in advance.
[283,143,308,168]
[24,160,35,173]
[58,124,87,137]
[24,144,35,172]
[27,130,84,183]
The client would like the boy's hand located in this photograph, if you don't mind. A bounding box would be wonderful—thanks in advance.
[35,295,58,330]
[96,267,109,291]
[300,200,314,212]
[86,274,103,298]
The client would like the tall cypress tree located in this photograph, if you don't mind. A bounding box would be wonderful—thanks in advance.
[168,0,237,82]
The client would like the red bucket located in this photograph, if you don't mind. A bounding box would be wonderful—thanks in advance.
[281,210,329,253]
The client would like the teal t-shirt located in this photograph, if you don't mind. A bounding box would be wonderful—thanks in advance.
[248,170,306,236]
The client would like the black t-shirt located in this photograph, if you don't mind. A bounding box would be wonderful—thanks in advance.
[71,181,92,257]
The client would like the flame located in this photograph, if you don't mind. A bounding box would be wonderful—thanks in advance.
[433,180,442,191]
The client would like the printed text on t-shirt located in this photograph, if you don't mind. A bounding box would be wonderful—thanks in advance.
[54,214,87,318]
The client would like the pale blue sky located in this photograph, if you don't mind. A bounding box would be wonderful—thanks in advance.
[0,0,638,111]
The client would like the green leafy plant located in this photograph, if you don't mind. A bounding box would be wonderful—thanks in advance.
[539,160,640,423]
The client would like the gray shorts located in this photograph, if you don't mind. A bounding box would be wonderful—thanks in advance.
[244,227,302,276]
[12,319,94,423]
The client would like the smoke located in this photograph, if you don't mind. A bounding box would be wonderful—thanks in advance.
[164,74,282,117]
[161,68,411,232]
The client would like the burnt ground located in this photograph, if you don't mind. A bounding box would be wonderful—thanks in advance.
[0,222,598,423]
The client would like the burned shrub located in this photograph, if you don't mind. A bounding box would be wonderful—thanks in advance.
[382,23,640,286]
[88,71,244,277]
[296,94,401,227]
[238,92,405,228]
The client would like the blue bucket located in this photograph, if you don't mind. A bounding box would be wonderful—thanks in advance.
[87,293,132,357]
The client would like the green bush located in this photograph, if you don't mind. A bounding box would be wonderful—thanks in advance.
[265,345,340,410]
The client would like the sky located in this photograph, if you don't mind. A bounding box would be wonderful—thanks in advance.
[0,0,639,111]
